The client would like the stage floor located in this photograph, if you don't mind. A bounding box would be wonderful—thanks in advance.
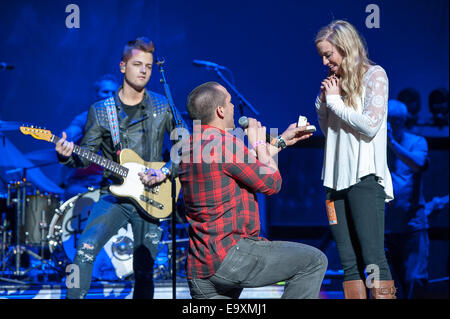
[0,274,345,299]
[1,272,447,299]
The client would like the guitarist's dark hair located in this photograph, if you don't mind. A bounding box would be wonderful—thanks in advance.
[121,37,155,62]
[186,81,226,124]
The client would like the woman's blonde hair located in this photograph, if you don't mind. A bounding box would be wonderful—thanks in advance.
[315,20,373,109]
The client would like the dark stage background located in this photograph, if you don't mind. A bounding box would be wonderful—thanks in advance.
[1,0,448,148]
[0,0,448,292]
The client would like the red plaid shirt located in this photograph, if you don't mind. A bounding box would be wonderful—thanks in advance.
[178,125,282,279]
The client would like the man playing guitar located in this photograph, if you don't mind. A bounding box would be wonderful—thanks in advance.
[55,37,186,299]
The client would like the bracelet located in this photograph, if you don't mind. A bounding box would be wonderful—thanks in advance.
[276,135,287,149]
[251,140,266,149]
[161,167,170,176]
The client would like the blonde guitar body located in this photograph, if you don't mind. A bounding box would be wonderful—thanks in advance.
[109,149,181,219]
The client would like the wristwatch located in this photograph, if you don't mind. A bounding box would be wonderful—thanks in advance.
[161,167,170,176]
[276,135,287,149]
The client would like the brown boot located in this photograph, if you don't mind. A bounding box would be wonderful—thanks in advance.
[370,280,397,299]
[343,280,367,299]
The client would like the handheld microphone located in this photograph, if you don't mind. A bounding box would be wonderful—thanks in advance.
[238,116,250,129]
[192,60,227,70]
[0,62,14,70]
[238,116,276,144]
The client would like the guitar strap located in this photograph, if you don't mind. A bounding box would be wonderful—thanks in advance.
[104,96,122,154]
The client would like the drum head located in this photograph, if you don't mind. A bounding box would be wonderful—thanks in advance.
[50,189,134,281]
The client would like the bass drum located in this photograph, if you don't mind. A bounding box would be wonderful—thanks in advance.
[48,189,134,281]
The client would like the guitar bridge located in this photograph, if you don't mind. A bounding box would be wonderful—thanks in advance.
[140,195,164,210]
[144,185,160,194]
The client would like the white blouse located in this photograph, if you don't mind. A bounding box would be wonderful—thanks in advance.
[315,65,394,202]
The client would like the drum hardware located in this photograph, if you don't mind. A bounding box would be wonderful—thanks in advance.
[1,213,7,265]
[160,238,189,245]
[0,212,14,282]
[0,181,61,283]
[39,209,48,261]
[153,238,188,280]
[153,216,189,281]
[0,181,30,283]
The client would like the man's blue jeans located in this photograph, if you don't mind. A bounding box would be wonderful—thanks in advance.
[66,194,162,299]
[188,237,328,299]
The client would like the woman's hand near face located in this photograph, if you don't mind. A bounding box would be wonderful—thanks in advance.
[321,75,341,96]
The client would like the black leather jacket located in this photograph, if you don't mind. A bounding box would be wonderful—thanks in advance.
[60,88,188,191]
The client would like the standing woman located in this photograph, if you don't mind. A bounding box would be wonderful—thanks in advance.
[314,20,396,299]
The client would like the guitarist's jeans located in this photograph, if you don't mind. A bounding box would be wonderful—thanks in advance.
[66,194,162,299]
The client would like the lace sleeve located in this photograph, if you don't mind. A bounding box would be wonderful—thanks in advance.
[325,66,388,138]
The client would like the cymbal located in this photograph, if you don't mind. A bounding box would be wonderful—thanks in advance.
[0,120,21,132]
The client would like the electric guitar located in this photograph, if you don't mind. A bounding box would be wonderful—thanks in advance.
[20,125,181,219]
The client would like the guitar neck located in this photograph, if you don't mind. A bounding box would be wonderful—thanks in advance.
[50,135,128,177]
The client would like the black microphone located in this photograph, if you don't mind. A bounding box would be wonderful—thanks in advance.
[0,62,14,70]
[238,116,277,144]
[193,59,227,70]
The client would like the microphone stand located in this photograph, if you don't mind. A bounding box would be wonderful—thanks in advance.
[156,57,184,299]
[212,67,260,117]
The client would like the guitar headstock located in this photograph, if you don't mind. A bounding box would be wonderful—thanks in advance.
[20,125,53,142]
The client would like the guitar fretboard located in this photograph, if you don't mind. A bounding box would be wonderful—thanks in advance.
[51,135,128,177]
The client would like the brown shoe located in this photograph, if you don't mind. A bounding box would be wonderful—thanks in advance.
[370,280,397,299]
[343,280,368,299]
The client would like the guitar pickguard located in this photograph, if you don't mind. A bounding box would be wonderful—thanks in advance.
[109,149,181,219]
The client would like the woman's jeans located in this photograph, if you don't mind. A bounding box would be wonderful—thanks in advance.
[66,194,162,299]
[188,237,328,299]
[326,174,392,283]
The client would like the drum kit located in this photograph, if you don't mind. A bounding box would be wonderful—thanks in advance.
[0,121,189,285]
[1,184,189,285]
[0,180,137,283]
